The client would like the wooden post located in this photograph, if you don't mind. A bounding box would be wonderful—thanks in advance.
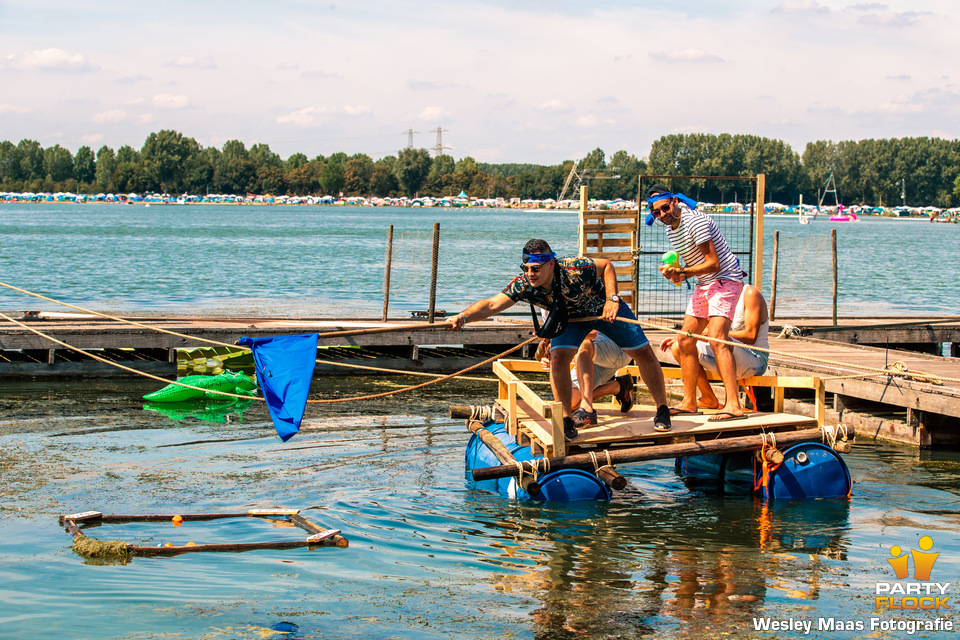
[549,401,566,458]
[754,173,765,290]
[831,228,838,326]
[507,380,518,437]
[382,225,394,322]
[815,377,826,427]
[770,230,779,322]
[578,185,589,256]
[427,222,440,323]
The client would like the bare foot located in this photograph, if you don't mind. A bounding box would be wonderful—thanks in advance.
[697,399,721,410]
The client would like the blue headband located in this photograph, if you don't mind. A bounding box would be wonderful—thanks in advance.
[522,251,556,264]
[644,191,699,225]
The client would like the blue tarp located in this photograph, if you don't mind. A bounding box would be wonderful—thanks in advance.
[237,333,318,441]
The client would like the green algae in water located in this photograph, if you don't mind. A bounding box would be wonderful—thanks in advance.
[71,535,133,560]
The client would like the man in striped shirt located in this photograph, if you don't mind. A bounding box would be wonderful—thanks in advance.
[648,185,746,421]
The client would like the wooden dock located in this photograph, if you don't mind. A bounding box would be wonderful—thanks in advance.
[0,312,956,447]
[647,316,960,447]
[0,314,535,378]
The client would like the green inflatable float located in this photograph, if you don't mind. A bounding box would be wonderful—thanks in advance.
[143,370,258,402]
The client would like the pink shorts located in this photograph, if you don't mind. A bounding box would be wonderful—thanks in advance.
[685,280,743,320]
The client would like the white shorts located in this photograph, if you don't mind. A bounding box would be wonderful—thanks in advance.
[571,333,632,389]
[697,339,768,378]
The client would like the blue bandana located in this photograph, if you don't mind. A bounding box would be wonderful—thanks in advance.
[522,251,556,264]
[645,191,699,226]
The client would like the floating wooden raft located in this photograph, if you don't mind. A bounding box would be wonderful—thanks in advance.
[60,509,348,559]
[453,358,852,488]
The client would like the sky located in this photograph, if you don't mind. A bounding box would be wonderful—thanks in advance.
[1,0,957,165]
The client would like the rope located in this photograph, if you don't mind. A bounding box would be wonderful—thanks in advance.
[0,312,258,400]
[570,315,960,386]
[304,337,538,404]
[0,308,537,405]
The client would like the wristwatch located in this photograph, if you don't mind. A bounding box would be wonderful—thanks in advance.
[607,295,620,302]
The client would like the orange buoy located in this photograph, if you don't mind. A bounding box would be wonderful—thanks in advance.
[186,542,196,547]
[172,515,183,526]
[164,542,174,547]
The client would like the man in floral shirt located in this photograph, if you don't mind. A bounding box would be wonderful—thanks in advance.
[448,239,671,439]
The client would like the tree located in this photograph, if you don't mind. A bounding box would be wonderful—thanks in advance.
[95,146,116,191]
[343,154,373,195]
[43,145,74,183]
[395,148,431,197]
[74,146,96,184]
[319,161,345,195]
[114,145,142,193]
[18,139,44,182]
[141,130,200,193]
[0,140,22,184]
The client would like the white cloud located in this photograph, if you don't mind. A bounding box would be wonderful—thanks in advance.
[773,0,830,14]
[152,94,192,109]
[122,97,146,106]
[301,70,342,79]
[168,56,218,69]
[92,109,128,123]
[650,49,724,63]
[2,48,96,72]
[82,133,104,144]
[276,106,335,127]
[538,99,571,112]
[419,106,450,121]
[138,113,156,124]
[576,114,615,128]
[342,105,372,116]
[0,104,29,115]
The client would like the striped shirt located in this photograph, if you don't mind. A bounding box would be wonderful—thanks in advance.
[665,204,742,285]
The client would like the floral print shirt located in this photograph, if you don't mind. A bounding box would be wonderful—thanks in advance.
[502,256,606,318]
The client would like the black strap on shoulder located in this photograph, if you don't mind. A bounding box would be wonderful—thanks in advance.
[529,267,568,339]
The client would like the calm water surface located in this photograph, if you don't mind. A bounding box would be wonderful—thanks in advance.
[0,203,957,316]
[1,204,959,639]
[1,379,959,639]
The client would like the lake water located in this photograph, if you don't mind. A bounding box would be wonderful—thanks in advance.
[2,378,960,639]
[0,203,957,317]
[1,203,959,639]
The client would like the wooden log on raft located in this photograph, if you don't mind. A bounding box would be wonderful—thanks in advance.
[472,425,855,482]
[467,420,540,495]
[596,466,628,490]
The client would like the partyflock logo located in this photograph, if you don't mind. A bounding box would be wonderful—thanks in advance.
[876,535,949,610]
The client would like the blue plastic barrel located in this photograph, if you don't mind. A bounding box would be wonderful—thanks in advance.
[675,442,852,500]
[464,421,610,502]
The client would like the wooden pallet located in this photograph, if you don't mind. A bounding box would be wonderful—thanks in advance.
[494,358,824,457]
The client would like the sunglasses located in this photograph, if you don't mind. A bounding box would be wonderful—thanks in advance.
[652,202,672,216]
[520,263,545,274]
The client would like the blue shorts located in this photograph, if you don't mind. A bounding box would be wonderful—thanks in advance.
[550,302,649,352]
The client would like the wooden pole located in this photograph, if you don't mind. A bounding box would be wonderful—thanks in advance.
[754,173,766,290]
[832,228,838,326]
[428,222,440,323]
[471,425,854,482]
[315,322,452,340]
[382,225,394,322]
[770,230,779,322]
[289,513,350,548]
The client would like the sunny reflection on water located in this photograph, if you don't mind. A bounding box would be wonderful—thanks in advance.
[1,378,959,639]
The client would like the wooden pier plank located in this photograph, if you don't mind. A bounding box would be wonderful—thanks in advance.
[571,404,817,446]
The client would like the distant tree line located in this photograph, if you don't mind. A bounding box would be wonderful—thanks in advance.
[2,130,959,206]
